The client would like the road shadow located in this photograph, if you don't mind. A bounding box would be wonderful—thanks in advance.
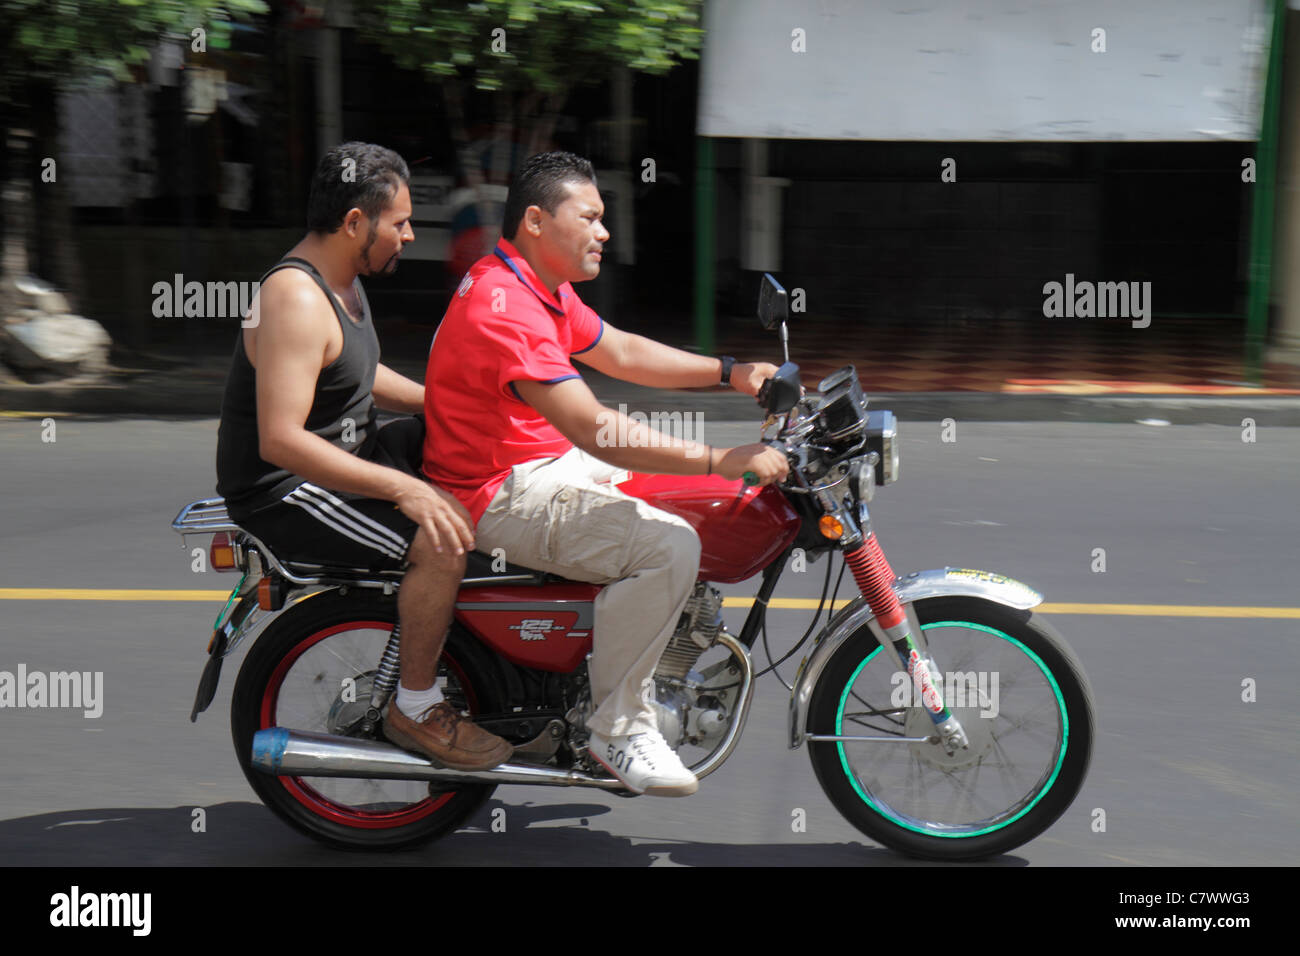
[0,800,1029,867]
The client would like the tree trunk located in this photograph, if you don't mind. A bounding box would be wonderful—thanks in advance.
[29,78,85,314]
[525,92,566,159]
[440,83,571,264]
[442,81,502,260]
[1,124,34,318]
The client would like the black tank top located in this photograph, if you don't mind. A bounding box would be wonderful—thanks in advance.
[215,257,382,518]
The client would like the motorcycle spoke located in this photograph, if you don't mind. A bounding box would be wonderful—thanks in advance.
[315,637,372,674]
[937,769,982,823]
[844,705,906,719]
[274,701,325,731]
[985,731,1044,806]
[841,711,910,736]
[849,689,905,727]
[306,775,427,812]
[274,678,332,721]
[850,738,905,781]
[989,722,1041,780]
[956,767,1018,824]
[993,718,1057,751]
[902,751,927,807]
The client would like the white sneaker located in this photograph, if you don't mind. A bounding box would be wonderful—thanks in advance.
[588,728,699,797]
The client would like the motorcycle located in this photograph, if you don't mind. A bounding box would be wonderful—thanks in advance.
[172,274,1094,861]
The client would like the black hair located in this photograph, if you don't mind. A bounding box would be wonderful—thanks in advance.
[306,142,410,234]
[502,151,598,241]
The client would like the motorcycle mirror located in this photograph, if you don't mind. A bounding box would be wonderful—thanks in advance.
[758,361,802,415]
[758,273,791,365]
[757,273,788,331]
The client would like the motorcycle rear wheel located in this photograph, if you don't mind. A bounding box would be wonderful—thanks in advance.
[807,596,1094,861]
[230,589,505,851]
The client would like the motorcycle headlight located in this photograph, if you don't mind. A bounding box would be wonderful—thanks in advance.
[866,410,899,485]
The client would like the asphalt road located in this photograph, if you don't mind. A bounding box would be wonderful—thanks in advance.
[0,417,1296,866]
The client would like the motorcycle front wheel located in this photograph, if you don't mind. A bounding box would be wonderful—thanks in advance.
[230,589,506,851]
[807,596,1094,861]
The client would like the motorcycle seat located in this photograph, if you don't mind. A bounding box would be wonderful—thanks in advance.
[174,496,555,585]
[258,534,553,586]
[464,549,547,580]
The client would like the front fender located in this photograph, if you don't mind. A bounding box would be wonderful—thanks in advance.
[787,567,1042,749]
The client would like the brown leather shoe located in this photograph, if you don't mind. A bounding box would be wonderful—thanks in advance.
[383,701,514,771]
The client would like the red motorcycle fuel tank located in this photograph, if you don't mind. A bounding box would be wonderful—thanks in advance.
[616,472,800,583]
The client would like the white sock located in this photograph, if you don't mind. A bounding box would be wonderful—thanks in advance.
[396,682,444,719]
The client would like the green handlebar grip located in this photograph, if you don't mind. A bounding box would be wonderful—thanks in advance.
[743,471,759,486]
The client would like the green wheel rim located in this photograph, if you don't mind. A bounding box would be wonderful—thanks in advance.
[834,619,1069,838]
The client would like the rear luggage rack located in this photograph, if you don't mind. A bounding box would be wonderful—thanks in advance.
[172,497,241,535]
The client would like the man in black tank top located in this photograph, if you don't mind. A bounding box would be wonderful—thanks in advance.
[215,142,512,771]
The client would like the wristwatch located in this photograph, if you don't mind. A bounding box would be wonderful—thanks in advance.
[718,355,736,388]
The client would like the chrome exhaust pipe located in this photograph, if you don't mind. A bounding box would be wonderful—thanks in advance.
[251,727,628,790]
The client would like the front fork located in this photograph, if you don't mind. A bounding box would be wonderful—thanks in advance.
[839,517,970,754]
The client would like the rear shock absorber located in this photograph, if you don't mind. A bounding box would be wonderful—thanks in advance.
[363,621,403,732]
[843,533,969,752]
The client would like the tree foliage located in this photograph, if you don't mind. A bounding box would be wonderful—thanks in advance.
[352,0,705,94]
[0,0,267,104]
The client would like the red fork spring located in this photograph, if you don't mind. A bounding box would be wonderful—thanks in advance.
[844,534,906,629]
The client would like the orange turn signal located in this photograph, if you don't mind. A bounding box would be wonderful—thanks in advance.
[258,575,287,611]
[818,515,844,539]
[210,532,236,571]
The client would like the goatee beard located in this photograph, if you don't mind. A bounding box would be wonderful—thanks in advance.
[362,253,399,277]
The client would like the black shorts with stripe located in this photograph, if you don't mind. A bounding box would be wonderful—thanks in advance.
[230,416,422,573]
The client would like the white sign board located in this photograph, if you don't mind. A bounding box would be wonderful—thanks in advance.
[699,0,1274,141]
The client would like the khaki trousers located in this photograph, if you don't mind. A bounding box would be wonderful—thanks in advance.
[473,447,700,736]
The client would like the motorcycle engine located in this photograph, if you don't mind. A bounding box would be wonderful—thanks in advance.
[650,584,738,751]
[566,584,740,766]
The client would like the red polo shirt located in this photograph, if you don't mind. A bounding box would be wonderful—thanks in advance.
[422,238,604,520]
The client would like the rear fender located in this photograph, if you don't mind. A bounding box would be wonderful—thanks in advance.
[189,585,331,721]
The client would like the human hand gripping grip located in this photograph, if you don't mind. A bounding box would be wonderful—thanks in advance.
[749,366,800,485]
[743,437,789,487]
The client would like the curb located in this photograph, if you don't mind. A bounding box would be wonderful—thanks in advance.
[3,374,1299,425]
[582,375,1300,426]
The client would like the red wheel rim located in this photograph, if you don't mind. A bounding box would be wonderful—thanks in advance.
[260,620,479,828]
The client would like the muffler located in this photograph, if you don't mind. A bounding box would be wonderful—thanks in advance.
[251,727,627,790]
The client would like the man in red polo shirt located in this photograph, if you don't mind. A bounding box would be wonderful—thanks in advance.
[422,151,787,796]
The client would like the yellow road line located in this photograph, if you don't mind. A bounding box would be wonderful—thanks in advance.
[0,588,231,601]
[2,588,1298,618]
[1038,602,1300,618]
[722,597,1300,618]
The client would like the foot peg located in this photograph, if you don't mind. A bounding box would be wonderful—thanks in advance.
[510,719,566,763]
